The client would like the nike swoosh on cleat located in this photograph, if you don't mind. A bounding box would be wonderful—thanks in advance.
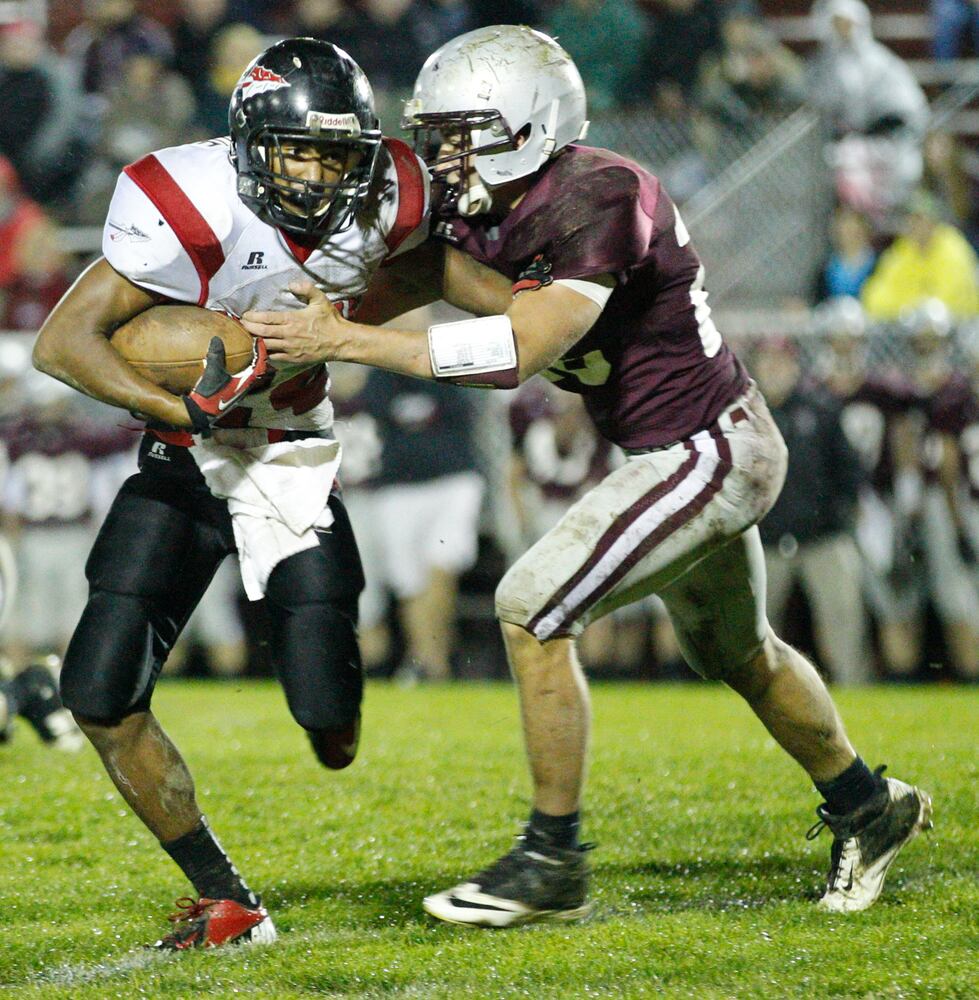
[447,896,510,912]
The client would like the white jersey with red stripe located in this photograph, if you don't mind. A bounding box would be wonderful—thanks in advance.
[102,135,430,433]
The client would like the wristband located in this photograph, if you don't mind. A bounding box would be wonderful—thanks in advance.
[428,314,517,380]
[182,395,213,437]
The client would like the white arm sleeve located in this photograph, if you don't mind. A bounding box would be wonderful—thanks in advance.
[102,171,201,302]
[552,278,615,309]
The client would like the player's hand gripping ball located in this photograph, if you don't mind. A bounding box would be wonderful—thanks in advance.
[110,305,270,433]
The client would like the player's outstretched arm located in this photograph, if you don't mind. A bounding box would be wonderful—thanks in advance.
[33,258,193,426]
[353,241,446,326]
[503,278,611,382]
[329,242,514,327]
[242,262,608,386]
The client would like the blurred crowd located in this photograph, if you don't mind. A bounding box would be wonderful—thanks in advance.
[739,297,979,686]
[1,0,979,687]
[0,0,935,220]
[5,294,979,688]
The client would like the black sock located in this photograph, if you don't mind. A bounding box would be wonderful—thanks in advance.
[525,808,580,851]
[814,757,881,816]
[161,816,258,907]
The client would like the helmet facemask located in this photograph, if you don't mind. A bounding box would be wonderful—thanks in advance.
[402,106,517,216]
[236,126,381,238]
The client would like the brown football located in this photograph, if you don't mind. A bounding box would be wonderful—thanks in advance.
[109,305,255,394]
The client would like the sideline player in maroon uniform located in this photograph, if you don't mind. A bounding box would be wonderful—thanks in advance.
[908,302,979,679]
[242,26,932,921]
[815,297,925,676]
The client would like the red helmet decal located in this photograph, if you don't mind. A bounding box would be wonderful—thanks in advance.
[240,65,291,96]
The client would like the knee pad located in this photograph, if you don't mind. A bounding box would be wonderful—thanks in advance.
[494,563,535,630]
[267,599,364,733]
[308,713,360,770]
[60,591,162,722]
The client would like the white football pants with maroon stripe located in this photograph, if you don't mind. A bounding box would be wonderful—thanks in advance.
[496,385,788,679]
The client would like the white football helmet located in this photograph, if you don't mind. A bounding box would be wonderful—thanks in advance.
[403,25,589,214]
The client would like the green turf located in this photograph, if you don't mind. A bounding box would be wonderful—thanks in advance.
[0,680,975,998]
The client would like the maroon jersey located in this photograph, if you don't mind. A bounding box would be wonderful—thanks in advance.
[925,372,973,437]
[826,373,916,495]
[956,393,979,501]
[509,381,618,502]
[435,145,749,449]
[1,416,135,526]
[921,372,975,486]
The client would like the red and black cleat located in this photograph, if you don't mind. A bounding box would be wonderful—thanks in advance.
[151,897,277,950]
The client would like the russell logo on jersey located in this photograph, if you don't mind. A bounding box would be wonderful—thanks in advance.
[242,251,268,271]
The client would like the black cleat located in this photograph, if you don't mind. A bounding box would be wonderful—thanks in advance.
[424,834,593,927]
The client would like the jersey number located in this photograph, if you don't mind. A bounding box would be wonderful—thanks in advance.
[675,206,723,359]
[541,350,612,388]
[270,368,329,416]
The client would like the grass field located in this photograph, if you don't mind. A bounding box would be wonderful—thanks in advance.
[0,679,975,998]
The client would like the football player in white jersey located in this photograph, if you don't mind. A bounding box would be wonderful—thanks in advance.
[30,38,443,950]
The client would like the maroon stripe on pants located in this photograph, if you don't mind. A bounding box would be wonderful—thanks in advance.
[527,444,699,638]
[530,436,732,641]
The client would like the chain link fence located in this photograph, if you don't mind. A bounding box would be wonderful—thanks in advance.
[577,107,837,311]
[722,312,979,395]
[685,109,831,309]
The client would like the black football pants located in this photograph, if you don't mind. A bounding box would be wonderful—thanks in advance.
[60,437,364,729]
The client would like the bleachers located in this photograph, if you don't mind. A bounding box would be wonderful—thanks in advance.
[761,0,979,144]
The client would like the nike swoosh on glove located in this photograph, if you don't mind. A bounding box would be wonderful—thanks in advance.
[183,336,269,436]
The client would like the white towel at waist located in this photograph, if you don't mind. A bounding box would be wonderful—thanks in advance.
[192,435,342,599]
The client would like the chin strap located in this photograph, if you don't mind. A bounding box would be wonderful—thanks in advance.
[458,177,493,216]
[540,100,560,161]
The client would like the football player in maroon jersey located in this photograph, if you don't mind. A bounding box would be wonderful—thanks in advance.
[243,26,932,923]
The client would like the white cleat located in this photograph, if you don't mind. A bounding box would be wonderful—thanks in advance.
[809,769,933,914]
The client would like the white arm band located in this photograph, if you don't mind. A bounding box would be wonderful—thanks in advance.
[553,278,615,309]
[428,314,517,379]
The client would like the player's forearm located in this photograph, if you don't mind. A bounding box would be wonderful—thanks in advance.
[333,321,434,379]
[34,327,190,425]
[339,311,576,387]
[33,262,191,425]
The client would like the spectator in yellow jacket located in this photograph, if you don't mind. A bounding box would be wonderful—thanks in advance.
[861,190,979,318]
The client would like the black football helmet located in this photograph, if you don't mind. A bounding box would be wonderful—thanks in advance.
[230,38,382,239]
